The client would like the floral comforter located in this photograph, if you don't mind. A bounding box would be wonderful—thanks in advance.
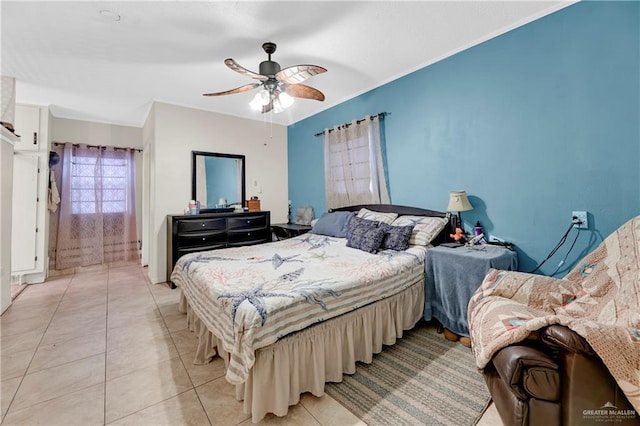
[468,216,640,411]
[171,233,427,384]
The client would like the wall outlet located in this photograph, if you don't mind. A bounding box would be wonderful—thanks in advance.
[572,211,588,229]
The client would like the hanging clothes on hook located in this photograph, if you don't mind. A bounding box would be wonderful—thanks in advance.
[48,170,60,213]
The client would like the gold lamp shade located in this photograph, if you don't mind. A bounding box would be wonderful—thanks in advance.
[447,191,473,212]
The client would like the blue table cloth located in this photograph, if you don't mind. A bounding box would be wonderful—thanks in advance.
[424,245,517,337]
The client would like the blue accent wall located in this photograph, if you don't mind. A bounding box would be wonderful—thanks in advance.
[288,1,640,275]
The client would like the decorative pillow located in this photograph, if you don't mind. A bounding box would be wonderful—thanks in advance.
[379,223,415,251]
[311,211,356,238]
[391,215,449,245]
[346,216,379,240]
[347,225,386,253]
[356,208,398,225]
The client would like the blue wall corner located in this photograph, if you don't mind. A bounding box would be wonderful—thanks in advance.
[287,1,640,275]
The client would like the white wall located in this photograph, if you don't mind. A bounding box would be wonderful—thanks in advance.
[141,108,155,267]
[1,128,18,313]
[146,102,288,284]
[52,118,143,149]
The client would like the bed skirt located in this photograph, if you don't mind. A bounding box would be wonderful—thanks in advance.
[179,278,425,423]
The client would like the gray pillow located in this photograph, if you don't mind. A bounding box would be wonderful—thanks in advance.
[311,211,356,238]
[347,225,386,253]
[346,216,379,240]
[379,223,415,251]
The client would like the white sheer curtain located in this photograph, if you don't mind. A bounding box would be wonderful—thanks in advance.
[55,144,138,270]
[323,115,389,209]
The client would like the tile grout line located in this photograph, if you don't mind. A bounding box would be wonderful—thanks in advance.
[298,399,325,426]
[3,264,149,424]
[2,275,74,421]
[103,264,153,425]
[147,280,216,425]
[104,274,215,425]
[100,263,140,424]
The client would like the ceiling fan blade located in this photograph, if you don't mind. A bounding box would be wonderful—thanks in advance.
[225,59,268,81]
[203,83,260,97]
[285,84,325,102]
[276,65,327,84]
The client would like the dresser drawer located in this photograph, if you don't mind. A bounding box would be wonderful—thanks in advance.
[177,231,226,248]
[227,228,270,245]
[228,215,267,230]
[177,218,226,234]
[177,243,226,258]
[168,211,270,286]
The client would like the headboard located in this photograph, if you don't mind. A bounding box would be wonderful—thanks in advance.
[329,204,452,245]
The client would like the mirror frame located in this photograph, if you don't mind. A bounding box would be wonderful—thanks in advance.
[191,151,246,213]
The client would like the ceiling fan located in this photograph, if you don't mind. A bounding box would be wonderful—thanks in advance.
[203,42,327,114]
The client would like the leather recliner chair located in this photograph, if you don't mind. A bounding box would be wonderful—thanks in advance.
[484,324,639,426]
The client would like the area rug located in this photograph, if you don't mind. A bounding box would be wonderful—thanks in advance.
[325,322,491,426]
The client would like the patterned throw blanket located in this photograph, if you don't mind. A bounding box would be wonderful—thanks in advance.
[468,216,640,411]
[172,234,427,385]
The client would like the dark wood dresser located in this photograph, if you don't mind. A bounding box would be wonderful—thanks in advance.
[166,211,271,286]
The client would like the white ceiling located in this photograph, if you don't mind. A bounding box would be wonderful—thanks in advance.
[2,1,573,128]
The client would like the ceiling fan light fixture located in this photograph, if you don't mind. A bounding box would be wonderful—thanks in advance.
[278,92,294,109]
[272,98,284,114]
[259,88,271,105]
[249,88,272,111]
[249,92,264,111]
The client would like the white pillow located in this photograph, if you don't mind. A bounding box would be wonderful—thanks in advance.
[356,208,398,225]
[391,215,449,245]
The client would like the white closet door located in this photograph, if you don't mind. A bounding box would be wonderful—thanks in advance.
[14,105,40,151]
[11,153,39,272]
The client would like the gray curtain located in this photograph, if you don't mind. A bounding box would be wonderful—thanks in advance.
[54,143,138,270]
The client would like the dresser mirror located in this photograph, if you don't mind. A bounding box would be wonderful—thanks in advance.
[192,151,246,213]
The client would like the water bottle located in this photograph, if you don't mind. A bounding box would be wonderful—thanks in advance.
[474,221,483,236]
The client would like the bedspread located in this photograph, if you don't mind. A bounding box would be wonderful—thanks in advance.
[468,215,640,411]
[171,234,427,384]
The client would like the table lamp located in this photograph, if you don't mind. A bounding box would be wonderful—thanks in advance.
[447,190,473,230]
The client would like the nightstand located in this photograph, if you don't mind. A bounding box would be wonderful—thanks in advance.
[271,223,312,240]
[424,245,517,340]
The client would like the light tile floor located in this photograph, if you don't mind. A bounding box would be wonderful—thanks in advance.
[1,264,502,426]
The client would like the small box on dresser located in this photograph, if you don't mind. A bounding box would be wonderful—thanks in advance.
[246,199,261,212]
[167,210,270,287]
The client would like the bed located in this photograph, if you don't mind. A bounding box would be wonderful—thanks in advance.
[171,204,451,422]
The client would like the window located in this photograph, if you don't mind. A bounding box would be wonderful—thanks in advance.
[327,133,373,195]
[323,115,389,209]
[70,154,131,214]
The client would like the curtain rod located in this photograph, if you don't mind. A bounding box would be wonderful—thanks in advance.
[53,141,143,152]
[314,112,389,137]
